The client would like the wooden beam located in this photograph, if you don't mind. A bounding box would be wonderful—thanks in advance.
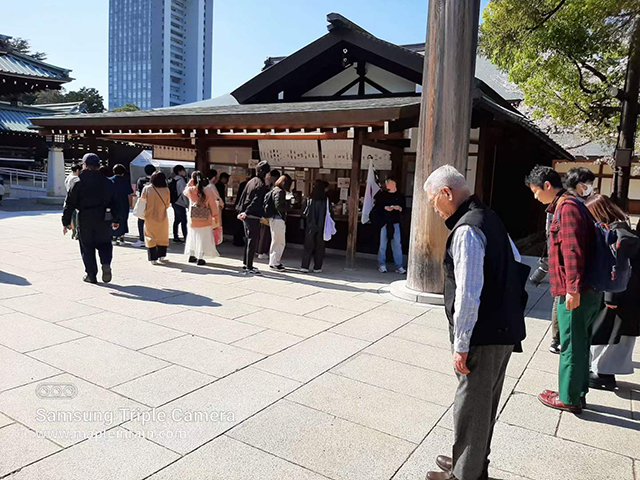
[346,128,365,269]
[362,139,404,156]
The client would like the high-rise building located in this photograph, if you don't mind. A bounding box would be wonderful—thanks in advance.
[109,0,213,110]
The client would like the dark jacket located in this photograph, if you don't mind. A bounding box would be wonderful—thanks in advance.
[215,181,226,204]
[62,169,120,231]
[443,196,529,348]
[592,222,640,343]
[237,176,268,218]
[373,190,405,225]
[303,198,326,234]
[272,186,291,219]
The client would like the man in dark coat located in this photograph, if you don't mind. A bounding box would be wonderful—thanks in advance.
[236,161,270,274]
[62,153,120,284]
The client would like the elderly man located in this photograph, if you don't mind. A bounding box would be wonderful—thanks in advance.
[423,165,529,480]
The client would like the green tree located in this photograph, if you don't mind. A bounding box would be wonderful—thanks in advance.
[480,0,639,144]
[0,36,47,60]
[110,103,140,112]
[32,87,105,113]
[63,87,105,113]
[33,89,66,105]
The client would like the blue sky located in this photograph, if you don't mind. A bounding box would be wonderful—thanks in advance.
[2,0,490,103]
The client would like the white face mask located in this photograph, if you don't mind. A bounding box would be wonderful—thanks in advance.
[580,183,594,197]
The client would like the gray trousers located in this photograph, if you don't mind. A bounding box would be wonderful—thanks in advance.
[453,344,513,480]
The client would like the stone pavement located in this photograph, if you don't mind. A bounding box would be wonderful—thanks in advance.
[0,209,639,480]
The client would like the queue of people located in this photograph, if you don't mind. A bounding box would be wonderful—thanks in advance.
[525,165,640,413]
[62,155,338,278]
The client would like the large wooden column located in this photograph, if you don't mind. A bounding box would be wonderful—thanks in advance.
[406,0,481,294]
[346,128,365,269]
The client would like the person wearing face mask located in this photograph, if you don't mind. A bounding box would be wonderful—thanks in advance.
[564,167,596,200]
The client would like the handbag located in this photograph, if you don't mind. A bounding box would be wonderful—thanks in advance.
[132,196,146,219]
[190,201,211,220]
[213,227,224,245]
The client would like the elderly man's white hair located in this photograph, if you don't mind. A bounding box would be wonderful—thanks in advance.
[423,165,468,194]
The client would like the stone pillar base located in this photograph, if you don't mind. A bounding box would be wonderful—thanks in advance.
[390,280,444,305]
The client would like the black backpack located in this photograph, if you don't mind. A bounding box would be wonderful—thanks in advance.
[263,189,277,218]
[167,177,179,204]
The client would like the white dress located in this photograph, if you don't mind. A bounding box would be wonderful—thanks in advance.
[185,225,219,260]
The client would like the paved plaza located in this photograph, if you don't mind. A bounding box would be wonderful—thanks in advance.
[0,210,639,480]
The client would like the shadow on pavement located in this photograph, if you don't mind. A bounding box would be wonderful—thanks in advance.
[0,270,31,286]
[102,283,220,308]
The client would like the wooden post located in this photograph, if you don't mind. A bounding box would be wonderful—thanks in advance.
[195,139,208,173]
[406,0,481,294]
[346,128,365,269]
[613,14,640,211]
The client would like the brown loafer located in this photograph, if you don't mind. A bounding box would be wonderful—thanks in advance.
[436,455,452,472]
[538,391,582,413]
[426,471,454,480]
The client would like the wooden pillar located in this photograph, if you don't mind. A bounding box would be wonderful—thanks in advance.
[346,128,365,269]
[195,139,208,173]
[406,0,481,294]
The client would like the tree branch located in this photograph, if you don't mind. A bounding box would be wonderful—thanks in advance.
[569,57,597,95]
[580,62,608,83]
[527,0,567,32]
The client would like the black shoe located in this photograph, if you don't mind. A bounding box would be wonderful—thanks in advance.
[549,338,561,354]
[246,267,261,275]
[197,259,206,266]
[101,265,112,283]
[270,264,285,271]
[83,274,98,284]
[589,372,616,390]
[173,238,184,243]
[188,256,197,263]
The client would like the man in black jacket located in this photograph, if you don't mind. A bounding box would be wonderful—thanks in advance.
[423,165,528,480]
[62,153,120,284]
[373,177,406,274]
[236,160,270,274]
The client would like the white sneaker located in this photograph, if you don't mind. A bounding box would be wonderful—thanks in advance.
[150,260,159,265]
[378,265,388,273]
[158,257,167,262]
[313,269,323,273]
[300,268,310,273]
[132,240,144,248]
[257,253,269,259]
[395,267,406,274]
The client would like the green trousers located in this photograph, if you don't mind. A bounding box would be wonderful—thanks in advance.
[557,290,602,405]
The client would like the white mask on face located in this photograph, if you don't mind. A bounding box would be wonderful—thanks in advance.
[580,183,594,198]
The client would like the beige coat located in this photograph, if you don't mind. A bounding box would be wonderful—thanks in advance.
[142,185,170,248]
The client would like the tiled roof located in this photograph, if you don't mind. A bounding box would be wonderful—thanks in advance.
[0,102,84,133]
[0,107,41,132]
[0,51,71,82]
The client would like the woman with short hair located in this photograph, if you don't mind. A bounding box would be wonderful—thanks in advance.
[109,164,134,245]
[184,171,221,266]
[141,171,171,264]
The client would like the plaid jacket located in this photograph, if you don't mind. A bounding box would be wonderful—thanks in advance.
[546,193,594,296]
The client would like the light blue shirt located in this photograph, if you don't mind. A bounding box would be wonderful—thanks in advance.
[449,225,521,353]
